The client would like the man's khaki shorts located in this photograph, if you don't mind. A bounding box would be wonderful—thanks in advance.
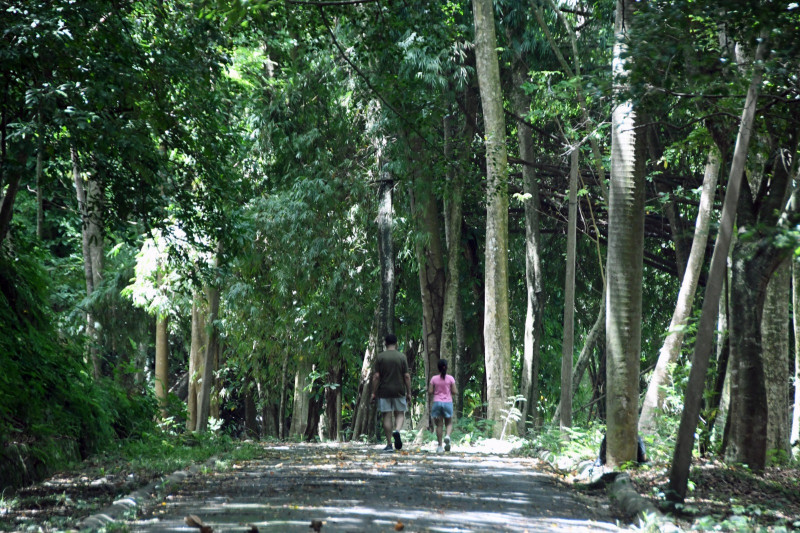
[378,397,407,413]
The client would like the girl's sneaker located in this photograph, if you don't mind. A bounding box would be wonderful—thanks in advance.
[444,436,451,452]
[436,445,444,453]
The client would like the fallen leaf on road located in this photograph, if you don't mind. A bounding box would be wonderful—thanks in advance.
[394,520,405,530]
[184,514,213,533]
[310,519,324,531]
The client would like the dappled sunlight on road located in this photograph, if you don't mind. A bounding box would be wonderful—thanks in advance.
[128,442,623,532]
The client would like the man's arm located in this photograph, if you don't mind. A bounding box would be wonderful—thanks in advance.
[370,371,380,400]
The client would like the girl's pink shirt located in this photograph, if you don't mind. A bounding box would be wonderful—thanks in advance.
[429,374,455,402]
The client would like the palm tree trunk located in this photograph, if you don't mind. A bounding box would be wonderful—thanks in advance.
[606,0,645,467]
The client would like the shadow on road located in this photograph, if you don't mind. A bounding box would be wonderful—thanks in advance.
[129,442,623,532]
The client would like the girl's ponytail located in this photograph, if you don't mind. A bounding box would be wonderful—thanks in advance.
[437,358,448,379]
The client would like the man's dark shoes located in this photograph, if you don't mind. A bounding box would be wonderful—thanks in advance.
[382,444,394,453]
[392,430,402,450]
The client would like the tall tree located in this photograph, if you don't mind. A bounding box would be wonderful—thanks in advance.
[511,63,544,434]
[605,0,646,467]
[726,137,796,469]
[639,150,721,432]
[792,258,800,454]
[762,259,791,459]
[668,33,769,502]
[196,242,223,432]
[472,0,512,438]
[560,147,579,429]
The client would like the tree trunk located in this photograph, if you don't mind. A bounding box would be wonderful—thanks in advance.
[511,64,544,434]
[197,244,222,432]
[453,292,467,418]
[440,113,464,373]
[413,183,446,379]
[726,239,777,469]
[350,320,378,440]
[289,356,312,438]
[473,0,512,439]
[376,156,395,344]
[325,358,343,441]
[155,276,170,419]
[244,377,259,439]
[668,33,769,502]
[187,294,206,431]
[606,0,645,468]
[555,289,605,423]
[727,130,795,469]
[639,150,720,432]
[71,143,102,379]
[279,348,289,439]
[762,259,791,460]
[410,177,446,443]
[560,148,579,429]
[36,109,44,240]
[792,258,800,454]
[0,145,22,244]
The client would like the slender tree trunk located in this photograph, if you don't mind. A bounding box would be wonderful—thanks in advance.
[639,150,721,432]
[440,114,464,371]
[511,64,544,434]
[71,144,103,378]
[554,289,605,422]
[197,244,222,432]
[454,296,466,417]
[668,33,769,502]
[792,259,800,453]
[473,0,512,439]
[325,356,343,441]
[187,294,205,430]
[155,273,170,419]
[560,148,579,429]
[762,259,791,459]
[376,155,395,344]
[36,109,44,240]
[279,348,289,439]
[351,320,378,440]
[606,0,645,467]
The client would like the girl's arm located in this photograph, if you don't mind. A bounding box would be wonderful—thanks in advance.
[428,379,434,395]
[450,376,458,396]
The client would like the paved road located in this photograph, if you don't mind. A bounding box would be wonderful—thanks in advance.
[127,442,624,532]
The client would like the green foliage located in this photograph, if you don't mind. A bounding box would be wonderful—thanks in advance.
[0,247,158,490]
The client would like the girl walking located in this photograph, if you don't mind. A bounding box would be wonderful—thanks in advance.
[428,358,457,453]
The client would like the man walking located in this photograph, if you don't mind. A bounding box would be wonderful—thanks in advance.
[370,334,412,452]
